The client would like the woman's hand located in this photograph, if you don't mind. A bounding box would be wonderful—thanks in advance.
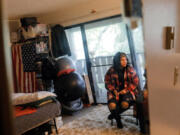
[119,89,127,95]
[114,90,118,96]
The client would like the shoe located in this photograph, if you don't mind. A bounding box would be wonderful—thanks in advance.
[116,119,123,129]
[108,114,114,120]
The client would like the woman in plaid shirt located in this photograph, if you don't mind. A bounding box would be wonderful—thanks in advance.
[104,52,139,128]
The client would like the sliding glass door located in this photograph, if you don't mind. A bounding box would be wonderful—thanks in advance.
[83,17,131,103]
[65,27,87,75]
[65,16,145,103]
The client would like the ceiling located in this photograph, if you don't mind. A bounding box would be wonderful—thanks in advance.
[5,0,121,27]
[5,0,121,20]
[5,0,91,19]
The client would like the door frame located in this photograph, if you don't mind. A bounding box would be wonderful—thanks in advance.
[0,1,15,134]
[126,25,144,90]
[80,24,97,104]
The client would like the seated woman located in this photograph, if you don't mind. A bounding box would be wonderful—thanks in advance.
[104,52,139,128]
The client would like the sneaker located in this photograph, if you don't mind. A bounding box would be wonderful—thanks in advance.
[116,119,123,129]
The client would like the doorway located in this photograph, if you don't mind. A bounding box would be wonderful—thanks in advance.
[65,15,145,103]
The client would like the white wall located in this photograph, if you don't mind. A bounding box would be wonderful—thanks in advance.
[143,0,180,134]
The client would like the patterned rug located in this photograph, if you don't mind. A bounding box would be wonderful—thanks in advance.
[58,104,141,135]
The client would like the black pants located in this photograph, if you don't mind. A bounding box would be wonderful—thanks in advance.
[108,92,134,114]
[108,92,147,133]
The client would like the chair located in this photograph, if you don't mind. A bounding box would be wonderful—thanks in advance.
[108,103,139,126]
[108,94,147,134]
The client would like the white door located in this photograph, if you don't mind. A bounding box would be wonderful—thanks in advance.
[143,0,180,134]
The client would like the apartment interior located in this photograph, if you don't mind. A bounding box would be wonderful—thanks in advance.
[1,0,180,135]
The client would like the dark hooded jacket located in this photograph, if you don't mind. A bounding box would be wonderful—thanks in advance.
[51,25,71,58]
[104,52,139,101]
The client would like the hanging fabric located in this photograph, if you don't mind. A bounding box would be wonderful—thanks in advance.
[51,24,71,58]
[21,42,37,72]
[12,44,37,93]
[21,37,49,72]
[11,36,49,93]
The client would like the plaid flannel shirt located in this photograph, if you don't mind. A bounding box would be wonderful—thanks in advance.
[105,66,139,101]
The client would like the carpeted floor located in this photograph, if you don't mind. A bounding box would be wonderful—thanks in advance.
[58,104,141,135]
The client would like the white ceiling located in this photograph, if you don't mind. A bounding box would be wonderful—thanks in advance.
[5,0,121,26]
[5,0,91,19]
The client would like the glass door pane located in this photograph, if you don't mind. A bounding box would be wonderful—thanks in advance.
[65,27,87,75]
[131,21,146,89]
[84,17,131,103]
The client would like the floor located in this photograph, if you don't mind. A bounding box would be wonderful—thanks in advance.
[58,104,146,135]
[62,105,97,124]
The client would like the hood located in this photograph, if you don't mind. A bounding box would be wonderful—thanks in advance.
[113,52,130,71]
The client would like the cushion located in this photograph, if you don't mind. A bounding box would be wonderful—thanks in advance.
[37,91,56,100]
[12,91,57,105]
